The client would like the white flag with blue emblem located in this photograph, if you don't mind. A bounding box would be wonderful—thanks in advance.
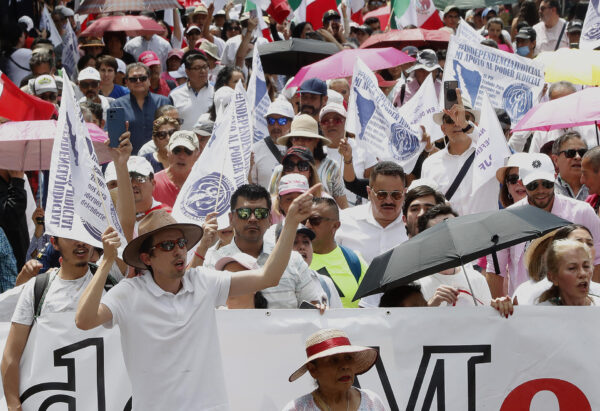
[40,5,63,48]
[62,23,80,78]
[471,93,512,191]
[173,81,252,228]
[247,45,271,143]
[581,0,600,50]
[346,58,423,173]
[46,72,125,250]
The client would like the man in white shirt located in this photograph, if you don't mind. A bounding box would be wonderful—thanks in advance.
[169,52,214,131]
[75,184,318,410]
[533,0,569,54]
[250,98,294,189]
[124,34,172,72]
[78,67,113,121]
[336,161,409,307]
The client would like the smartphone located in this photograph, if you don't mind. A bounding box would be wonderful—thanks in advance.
[444,80,459,110]
[299,300,319,310]
[106,107,126,148]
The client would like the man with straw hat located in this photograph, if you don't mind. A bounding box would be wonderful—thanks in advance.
[75,184,320,410]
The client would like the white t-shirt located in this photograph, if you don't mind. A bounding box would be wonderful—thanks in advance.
[12,269,94,325]
[250,136,286,189]
[101,268,231,411]
[514,278,600,305]
[534,18,569,55]
[417,265,492,306]
[169,83,214,131]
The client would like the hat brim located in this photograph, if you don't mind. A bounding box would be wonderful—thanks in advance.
[123,223,203,269]
[521,171,555,186]
[288,345,378,382]
[515,34,531,40]
[406,63,441,74]
[277,132,331,146]
[202,50,220,60]
[433,109,481,125]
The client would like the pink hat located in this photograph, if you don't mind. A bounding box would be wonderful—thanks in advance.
[139,50,161,67]
[279,174,309,196]
[167,49,184,61]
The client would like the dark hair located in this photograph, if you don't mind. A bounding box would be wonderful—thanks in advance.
[402,186,446,217]
[312,197,339,219]
[77,54,97,72]
[1,22,25,52]
[551,131,585,155]
[140,10,158,20]
[103,31,127,48]
[499,166,518,208]
[481,38,499,48]
[221,20,240,41]
[80,100,103,122]
[285,138,326,161]
[369,161,406,186]
[543,0,560,13]
[96,54,118,71]
[215,65,244,91]
[548,81,576,99]
[31,38,54,51]
[291,22,312,38]
[230,184,272,211]
[554,223,592,241]
[158,20,172,41]
[364,17,380,26]
[519,1,539,27]
[417,204,458,233]
[183,50,207,69]
[138,235,155,274]
[379,283,425,307]
[583,146,600,173]
[125,62,150,78]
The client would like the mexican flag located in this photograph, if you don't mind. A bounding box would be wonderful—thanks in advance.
[390,0,443,30]
[289,0,339,29]
[245,0,274,41]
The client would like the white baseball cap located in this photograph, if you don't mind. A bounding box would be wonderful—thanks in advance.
[78,67,101,82]
[319,102,346,121]
[279,173,309,196]
[33,75,57,95]
[519,153,556,185]
[116,58,126,74]
[168,130,199,152]
[18,16,34,32]
[215,252,259,271]
[265,98,295,119]
[104,161,117,183]
[214,86,235,116]
[127,156,154,177]
[327,89,344,106]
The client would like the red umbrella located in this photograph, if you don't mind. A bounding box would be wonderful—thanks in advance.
[80,15,166,37]
[76,0,180,15]
[360,28,451,50]
[363,5,390,31]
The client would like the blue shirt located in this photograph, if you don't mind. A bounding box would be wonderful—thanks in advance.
[110,92,172,154]
[108,84,130,99]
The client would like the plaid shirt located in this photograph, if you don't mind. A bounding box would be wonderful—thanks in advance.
[0,228,17,293]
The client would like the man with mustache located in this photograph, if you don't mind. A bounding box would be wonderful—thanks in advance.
[78,67,113,122]
[298,78,328,123]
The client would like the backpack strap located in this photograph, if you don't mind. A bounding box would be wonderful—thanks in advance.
[33,272,51,319]
[316,267,345,297]
[339,245,362,284]
[263,136,283,163]
[445,151,476,201]
[554,22,567,51]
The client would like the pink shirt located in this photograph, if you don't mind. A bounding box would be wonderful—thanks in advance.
[487,194,600,296]
[152,170,179,208]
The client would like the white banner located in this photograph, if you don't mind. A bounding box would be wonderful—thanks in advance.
[442,34,544,126]
[61,23,80,79]
[45,72,125,250]
[581,0,600,50]
[0,308,598,410]
[40,6,63,48]
[247,45,271,143]
[347,58,423,173]
[456,19,484,43]
[472,93,512,191]
[172,81,252,228]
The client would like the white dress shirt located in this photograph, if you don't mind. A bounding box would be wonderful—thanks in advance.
[124,35,173,72]
[169,82,214,131]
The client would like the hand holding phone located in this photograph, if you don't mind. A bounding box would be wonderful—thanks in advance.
[106,107,126,148]
[444,80,459,111]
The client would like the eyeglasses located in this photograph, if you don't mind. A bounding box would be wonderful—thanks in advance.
[235,207,270,220]
[130,174,148,184]
[505,174,520,185]
[172,147,194,155]
[128,75,148,83]
[155,129,177,140]
[304,216,336,226]
[150,238,188,252]
[320,117,344,126]
[283,160,311,172]
[370,188,403,201]
[79,81,99,89]
[189,65,209,71]
[267,117,290,126]
[559,148,587,158]
[525,180,554,191]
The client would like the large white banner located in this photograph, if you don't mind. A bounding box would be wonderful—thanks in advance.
[347,58,424,173]
[45,72,125,250]
[172,81,252,228]
[40,6,62,48]
[442,33,545,126]
[246,45,271,143]
[581,0,600,50]
[1,308,598,410]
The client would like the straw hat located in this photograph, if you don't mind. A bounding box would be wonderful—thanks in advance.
[122,209,203,269]
[288,329,378,382]
[277,114,331,146]
[495,152,531,184]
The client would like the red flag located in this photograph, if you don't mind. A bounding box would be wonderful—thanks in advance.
[0,72,57,121]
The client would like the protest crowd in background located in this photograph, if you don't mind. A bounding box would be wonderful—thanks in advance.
[1,0,600,408]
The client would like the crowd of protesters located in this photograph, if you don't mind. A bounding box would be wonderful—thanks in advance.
[0,0,599,409]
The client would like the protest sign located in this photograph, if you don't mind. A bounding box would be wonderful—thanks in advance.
[0,308,597,411]
[246,45,271,143]
[45,72,125,250]
[472,93,512,191]
[346,58,424,173]
[581,0,600,50]
[456,19,484,43]
[172,81,252,228]
[442,34,544,126]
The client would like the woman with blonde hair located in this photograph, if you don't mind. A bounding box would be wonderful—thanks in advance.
[143,116,180,172]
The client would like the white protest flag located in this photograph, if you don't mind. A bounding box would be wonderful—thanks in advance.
[40,6,63,48]
[472,93,512,191]
[581,0,600,50]
[45,72,125,250]
[442,33,544,126]
[397,73,443,148]
[61,23,80,78]
[346,58,423,173]
[455,19,484,43]
[246,45,271,143]
[173,81,252,228]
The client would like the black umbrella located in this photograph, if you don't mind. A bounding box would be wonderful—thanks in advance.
[353,205,572,302]
[255,39,340,76]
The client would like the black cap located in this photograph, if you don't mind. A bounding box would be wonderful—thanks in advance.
[283,146,315,164]
[323,9,341,24]
[515,26,536,41]
[567,19,583,33]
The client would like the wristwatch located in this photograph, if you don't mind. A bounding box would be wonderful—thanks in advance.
[461,121,475,134]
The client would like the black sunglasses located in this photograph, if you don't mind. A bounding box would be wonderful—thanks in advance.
[154,129,177,140]
[267,117,290,126]
[505,174,520,185]
[283,160,310,173]
[525,180,554,191]
[128,75,148,83]
[304,216,336,226]
[559,148,587,158]
[150,238,188,252]
[235,207,270,220]
[370,188,403,201]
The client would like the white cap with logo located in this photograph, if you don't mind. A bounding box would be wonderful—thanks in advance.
[168,130,199,152]
[78,67,101,82]
[519,153,556,185]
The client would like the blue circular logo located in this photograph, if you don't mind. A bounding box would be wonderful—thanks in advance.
[584,23,600,40]
[389,121,420,161]
[502,83,533,123]
[181,172,235,220]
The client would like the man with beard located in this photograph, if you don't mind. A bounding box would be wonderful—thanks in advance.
[78,67,113,121]
[298,78,328,123]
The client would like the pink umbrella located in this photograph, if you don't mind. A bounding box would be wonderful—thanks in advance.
[0,120,111,171]
[363,5,390,31]
[512,87,600,144]
[80,15,166,37]
[287,47,415,88]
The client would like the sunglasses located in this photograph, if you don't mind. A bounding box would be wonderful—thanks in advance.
[128,76,148,83]
[228,26,241,31]
[559,148,587,158]
[172,147,194,155]
[283,160,311,173]
[304,216,336,226]
[80,81,99,89]
[155,129,177,140]
[130,174,148,184]
[235,207,270,220]
[525,180,554,191]
[505,174,520,185]
[321,117,344,126]
[370,188,403,201]
[150,238,188,252]
[267,117,289,126]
